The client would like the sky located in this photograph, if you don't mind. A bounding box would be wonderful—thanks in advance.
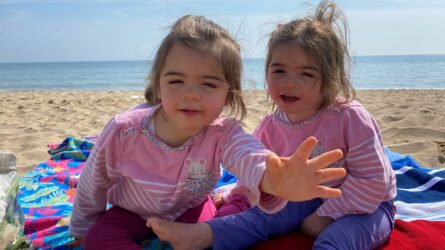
[1,0,445,63]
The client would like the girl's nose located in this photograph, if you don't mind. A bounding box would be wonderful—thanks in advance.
[182,86,200,100]
[283,75,299,87]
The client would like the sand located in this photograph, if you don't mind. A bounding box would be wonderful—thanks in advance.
[0,89,444,175]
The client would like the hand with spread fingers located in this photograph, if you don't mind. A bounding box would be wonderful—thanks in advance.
[261,136,346,201]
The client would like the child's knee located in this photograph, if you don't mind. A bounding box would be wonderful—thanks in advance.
[83,224,127,249]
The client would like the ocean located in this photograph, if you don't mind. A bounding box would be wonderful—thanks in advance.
[0,54,444,91]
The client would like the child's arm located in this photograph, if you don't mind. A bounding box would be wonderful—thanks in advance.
[316,106,396,220]
[260,136,346,201]
[69,119,119,240]
[220,122,345,213]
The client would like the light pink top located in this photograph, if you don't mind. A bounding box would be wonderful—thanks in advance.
[69,104,286,238]
[254,100,397,220]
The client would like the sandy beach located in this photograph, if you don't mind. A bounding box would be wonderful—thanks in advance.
[0,89,444,175]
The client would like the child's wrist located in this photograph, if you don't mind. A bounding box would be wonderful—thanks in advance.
[260,171,277,196]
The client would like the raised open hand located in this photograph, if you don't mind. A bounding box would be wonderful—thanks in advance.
[262,136,346,201]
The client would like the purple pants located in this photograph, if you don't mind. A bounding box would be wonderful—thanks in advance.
[208,199,395,250]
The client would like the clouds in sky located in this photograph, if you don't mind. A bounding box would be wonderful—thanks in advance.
[1,0,444,62]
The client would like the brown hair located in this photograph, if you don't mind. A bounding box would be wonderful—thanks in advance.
[144,15,247,120]
[265,0,355,109]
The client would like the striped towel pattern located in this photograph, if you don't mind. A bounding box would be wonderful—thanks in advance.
[385,148,445,221]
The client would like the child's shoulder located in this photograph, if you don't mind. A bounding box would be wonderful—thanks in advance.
[113,103,154,128]
[330,99,368,116]
[258,112,276,124]
[329,99,375,124]
[209,116,241,132]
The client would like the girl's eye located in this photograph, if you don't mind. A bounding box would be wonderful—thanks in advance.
[299,72,318,85]
[302,72,315,78]
[203,83,217,88]
[168,80,183,84]
[273,69,285,74]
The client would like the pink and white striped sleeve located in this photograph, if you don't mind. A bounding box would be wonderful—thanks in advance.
[69,118,120,238]
[317,107,394,220]
[220,122,287,214]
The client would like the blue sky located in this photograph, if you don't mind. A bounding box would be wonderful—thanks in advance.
[1,0,445,63]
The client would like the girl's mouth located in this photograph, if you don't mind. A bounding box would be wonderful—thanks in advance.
[180,109,201,114]
[280,95,299,102]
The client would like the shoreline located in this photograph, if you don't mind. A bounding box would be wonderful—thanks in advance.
[2,88,445,92]
[0,89,444,175]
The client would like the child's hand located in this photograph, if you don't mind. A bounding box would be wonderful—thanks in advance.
[261,136,345,201]
[301,211,334,238]
[212,193,225,208]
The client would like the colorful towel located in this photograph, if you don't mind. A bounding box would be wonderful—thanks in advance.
[18,136,92,249]
[17,137,445,249]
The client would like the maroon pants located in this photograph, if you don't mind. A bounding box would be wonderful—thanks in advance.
[83,196,217,250]
[83,194,251,249]
[215,194,251,217]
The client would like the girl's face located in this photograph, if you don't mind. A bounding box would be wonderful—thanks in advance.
[157,43,229,140]
[266,41,323,123]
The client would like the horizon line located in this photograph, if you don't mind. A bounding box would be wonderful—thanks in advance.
[1,53,445,64]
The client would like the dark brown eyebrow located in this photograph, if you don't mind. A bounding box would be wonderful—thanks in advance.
[163,71,225,82]
[163,71,184,77]
[269,62,284,68]
[269,63,319,71]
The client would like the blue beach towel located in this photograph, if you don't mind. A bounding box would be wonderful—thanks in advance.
[385,148,445,221]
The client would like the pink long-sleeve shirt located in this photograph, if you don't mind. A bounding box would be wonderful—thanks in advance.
[254,100,397,220]
[69,104,286,238]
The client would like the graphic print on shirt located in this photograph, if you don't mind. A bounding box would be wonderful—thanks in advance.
[309,141,341,168]
[184,157,218,193]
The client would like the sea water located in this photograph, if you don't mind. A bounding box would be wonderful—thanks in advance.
[0,55,444,91]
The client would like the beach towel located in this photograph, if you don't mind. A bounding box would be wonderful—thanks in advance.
[17,137,92,249]
[252,148,445,250]
[17,137,445,249]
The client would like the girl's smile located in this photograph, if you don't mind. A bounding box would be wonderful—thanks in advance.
[280,94,300,103]
[179,108,202,115]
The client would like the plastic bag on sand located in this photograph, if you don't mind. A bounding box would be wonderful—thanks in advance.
[0,152,28,250]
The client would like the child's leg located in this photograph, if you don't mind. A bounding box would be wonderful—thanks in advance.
[175,195,217,223]
[84,197,216,249]
[313,201,395,250]
[83,206,152,250]
[209,199,322,250]
[215,194,251,217]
